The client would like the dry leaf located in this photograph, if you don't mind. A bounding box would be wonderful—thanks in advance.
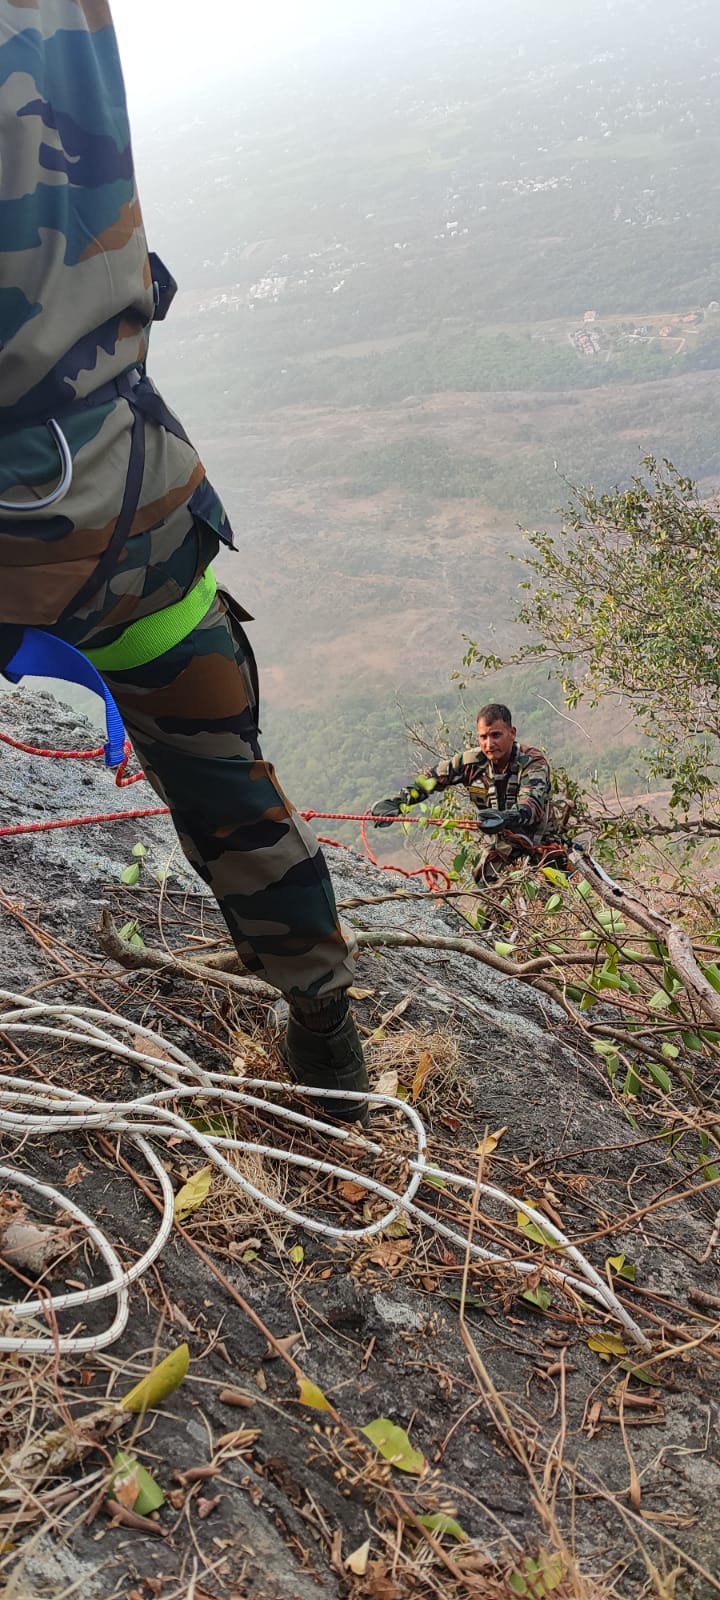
[585,1400,603,1438]
[411,1051,433,1101]
[366,1238,413,1271]
[345,1538,371,1575]
[197,1495,222,1519]
[347,987,375,1000]
[219,1387,255,1409]
[375,1068,399,1097]
[113,1468,140,1510]
[336,1179,367,1203]
[228,1236,262,1256]
[475,1126,507,1158]
[264,1331,301,1361]
[254,1367,268,1392]
[297,1375,333,1412]
[131,1031,174,1064]
[64,1162,89,1187]
[104,1499,166,1536]
[174,1166,212,1222]
[216,1428,260,1454]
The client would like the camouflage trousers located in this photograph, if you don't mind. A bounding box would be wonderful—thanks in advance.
[53,515,358,1003]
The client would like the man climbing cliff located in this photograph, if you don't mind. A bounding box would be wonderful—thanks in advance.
[373,703,564,883]
[0,1,368,1120]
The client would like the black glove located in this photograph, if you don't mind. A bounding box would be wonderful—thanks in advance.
[506,806,534,832]
[476,809,508,834]
[371,795,406,829]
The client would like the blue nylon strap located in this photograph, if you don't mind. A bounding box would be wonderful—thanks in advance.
[5,630,127,768]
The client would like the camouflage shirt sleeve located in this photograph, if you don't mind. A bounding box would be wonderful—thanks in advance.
[404,749,484,803]
[516,746,552,825]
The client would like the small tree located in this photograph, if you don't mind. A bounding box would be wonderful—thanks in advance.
[464,458,720,815]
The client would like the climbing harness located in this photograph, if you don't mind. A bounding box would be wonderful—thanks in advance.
[4,630,126,768]
[82,567,217,673]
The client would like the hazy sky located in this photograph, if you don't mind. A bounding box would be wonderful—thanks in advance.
[112,0,409,114]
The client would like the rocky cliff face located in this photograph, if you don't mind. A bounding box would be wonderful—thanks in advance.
[1,685,719,1600]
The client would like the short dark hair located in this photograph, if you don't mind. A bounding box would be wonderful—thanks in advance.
[477,702,513,727]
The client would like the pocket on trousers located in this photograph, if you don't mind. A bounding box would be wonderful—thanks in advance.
[218,586,261,733]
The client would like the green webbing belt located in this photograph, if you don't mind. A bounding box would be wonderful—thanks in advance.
[82,567,217,672]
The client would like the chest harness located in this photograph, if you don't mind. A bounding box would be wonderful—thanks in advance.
[0,258,219,756]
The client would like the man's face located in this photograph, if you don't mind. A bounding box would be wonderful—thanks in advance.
[477,717,516,768]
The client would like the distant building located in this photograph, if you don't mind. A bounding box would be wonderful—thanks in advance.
[583,310,597,323]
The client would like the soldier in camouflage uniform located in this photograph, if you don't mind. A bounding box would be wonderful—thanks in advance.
[0,0,368,1120]
[373,703,561,883]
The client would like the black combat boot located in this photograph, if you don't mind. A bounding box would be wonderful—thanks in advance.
[280,1000,370,1125]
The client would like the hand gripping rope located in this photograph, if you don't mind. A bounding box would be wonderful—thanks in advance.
[0,990,650,1355]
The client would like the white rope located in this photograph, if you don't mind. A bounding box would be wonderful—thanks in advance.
[0,991,650,1353]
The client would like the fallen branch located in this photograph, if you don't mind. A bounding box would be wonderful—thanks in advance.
[98,912,277,1002]
[577,855,720,1029]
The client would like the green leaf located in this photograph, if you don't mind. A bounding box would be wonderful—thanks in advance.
[648,989,673,1012]
[361,1418,426,1475]
[110,1451,164,1514]
[618,1359,662,1386]
[681,1030,703,1053]
[545,893,563,913]
[575,879,593,899]
[131,842,148,858]
[443,1290,485,1308]
[417,1512,468,1542]
[646,1060,672,1093]
[508,1574,529,1597]
[606,1253,637,1282]
[516,1211,559,1248]
[120,1344,190,1413]
[494,941,517,958]
[596,910,626,933]
[702,962,720,995]
[521,1285,552,1311]
[423,1168,447,1190]
[120,863,141,886]
[624,1066,641,1097]
[288,1244,304,1266]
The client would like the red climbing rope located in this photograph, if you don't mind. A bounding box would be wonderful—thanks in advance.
[0,732,480,888]
[0,806,170,838]
[0,729,145,787]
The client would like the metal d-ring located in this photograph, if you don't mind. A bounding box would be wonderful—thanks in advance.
[0,418,73,513]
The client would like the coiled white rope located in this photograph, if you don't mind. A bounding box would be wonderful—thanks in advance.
[0,990,650,1353]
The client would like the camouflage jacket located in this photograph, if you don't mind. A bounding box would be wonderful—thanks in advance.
[0,0,231,626]
[407,742,554,842]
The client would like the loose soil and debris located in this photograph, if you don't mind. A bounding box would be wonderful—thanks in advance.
[1,688,720,1600]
